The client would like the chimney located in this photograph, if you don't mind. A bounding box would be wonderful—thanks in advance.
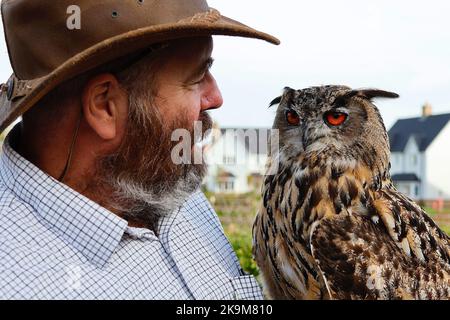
[422,102,432,117]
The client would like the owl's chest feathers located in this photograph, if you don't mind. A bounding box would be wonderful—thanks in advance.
[259,162,387,299]
[263,162,387,249]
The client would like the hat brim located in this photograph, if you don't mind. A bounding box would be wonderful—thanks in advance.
[0,11,280,133]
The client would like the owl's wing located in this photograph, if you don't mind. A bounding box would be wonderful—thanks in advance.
[310,212,450,300]
[254,205,332,300]
[374,189,450,265]
[253,206,302,300]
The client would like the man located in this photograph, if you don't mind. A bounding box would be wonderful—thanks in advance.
[0,0,279,299]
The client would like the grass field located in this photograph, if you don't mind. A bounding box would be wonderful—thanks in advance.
[207,192,450,277]
[205,191,261,277]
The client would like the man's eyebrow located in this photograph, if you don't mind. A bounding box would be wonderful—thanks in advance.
[187,57,214,81]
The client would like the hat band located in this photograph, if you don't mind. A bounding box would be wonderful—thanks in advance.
[177,8,221,24]
[1,75,43,102]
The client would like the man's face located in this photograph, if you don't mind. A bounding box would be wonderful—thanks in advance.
[98,36,222,230]
[154,36,223,125]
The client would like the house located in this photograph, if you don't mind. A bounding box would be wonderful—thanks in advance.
[204,127,271,194]
[388,104,450,201]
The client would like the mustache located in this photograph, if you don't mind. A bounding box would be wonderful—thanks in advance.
[198,111,213,137]
[170,111,212,134]
[199,111,212,127]
[181,111,213,145]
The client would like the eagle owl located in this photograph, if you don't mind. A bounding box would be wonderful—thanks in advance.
[252,85,450,300]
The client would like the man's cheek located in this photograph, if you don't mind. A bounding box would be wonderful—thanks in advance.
[186,96,202,121]
[187,110,202,127]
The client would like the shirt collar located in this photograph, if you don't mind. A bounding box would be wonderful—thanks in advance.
[0,126,128,268]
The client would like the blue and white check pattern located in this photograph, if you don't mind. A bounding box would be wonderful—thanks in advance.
[0,132,263,300]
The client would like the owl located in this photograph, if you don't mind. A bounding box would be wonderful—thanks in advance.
[252,85,450,300]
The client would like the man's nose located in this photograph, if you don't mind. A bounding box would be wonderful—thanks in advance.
[201,74,223,111]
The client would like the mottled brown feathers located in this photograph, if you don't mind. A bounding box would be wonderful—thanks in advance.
[253,85,450,300]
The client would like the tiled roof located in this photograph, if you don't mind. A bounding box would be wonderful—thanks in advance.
[388,113,450,152]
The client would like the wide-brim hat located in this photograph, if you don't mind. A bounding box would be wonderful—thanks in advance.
[0,0,279,133]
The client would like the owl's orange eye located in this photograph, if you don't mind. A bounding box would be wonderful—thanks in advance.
[325,111,347,126]
[286,110,300,126]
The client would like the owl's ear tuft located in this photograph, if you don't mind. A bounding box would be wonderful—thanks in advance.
[335,89,399,106]
[354,89,399,100]
[269,96,282,108]
[270,87,297,108]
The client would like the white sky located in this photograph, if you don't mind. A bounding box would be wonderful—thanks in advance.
[1,0,450,130]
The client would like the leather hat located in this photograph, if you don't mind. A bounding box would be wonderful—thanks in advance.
[0,0,279,133]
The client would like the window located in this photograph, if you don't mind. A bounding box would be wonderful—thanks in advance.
[411,155,418,166]
[219,181,235,192]
[415,185,420,197]
[223,156,236,165]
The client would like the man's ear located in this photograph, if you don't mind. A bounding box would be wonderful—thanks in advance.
[81,73,128,140]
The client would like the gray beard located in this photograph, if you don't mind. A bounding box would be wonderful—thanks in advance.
[106,162,206,232]
[96,112,212,233]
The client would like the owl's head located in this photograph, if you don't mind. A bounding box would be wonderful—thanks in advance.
[271,85,399,173]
